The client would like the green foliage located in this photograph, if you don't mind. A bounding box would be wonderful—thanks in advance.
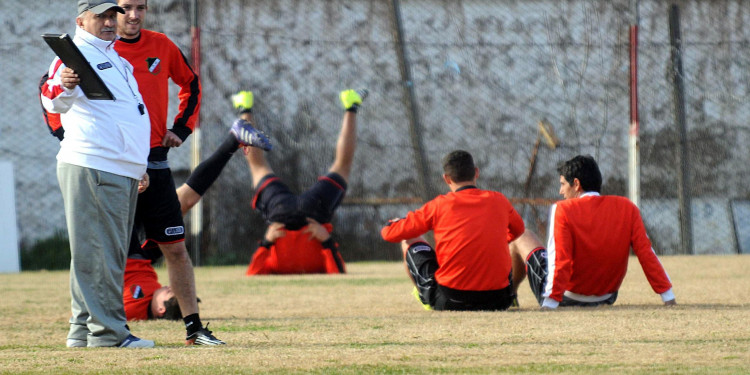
[21,230,70,271]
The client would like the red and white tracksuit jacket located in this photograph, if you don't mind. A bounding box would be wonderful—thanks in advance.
[543,192,674,308]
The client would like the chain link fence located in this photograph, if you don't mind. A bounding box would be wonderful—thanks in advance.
[638,0,750,255]
[3,0,749,269]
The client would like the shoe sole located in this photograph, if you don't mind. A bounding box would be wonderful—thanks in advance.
[66,340,86,348]
[185,337,226,346]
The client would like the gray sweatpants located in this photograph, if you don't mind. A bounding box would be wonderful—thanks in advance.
[57,162,138,347]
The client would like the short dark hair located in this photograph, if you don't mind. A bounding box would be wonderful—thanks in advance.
[557,155,602,193]
[161,296,182,321]
[442,150,476,183]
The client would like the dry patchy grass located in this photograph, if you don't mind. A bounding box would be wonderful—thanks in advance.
[0,256,749,374]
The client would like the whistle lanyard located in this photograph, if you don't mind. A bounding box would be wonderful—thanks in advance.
[81,38,145,115]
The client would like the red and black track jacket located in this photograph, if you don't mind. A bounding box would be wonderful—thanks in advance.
[116,29,200,160]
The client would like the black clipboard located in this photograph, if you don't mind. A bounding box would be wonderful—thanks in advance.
[42,33,115,100]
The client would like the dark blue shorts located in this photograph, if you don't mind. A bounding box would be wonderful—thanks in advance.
[127,168,184,261]
[252,172,347,230]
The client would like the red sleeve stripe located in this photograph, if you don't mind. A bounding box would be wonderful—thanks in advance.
[251,176,281,209]
[41,60,65,100]
[317,176,345,191]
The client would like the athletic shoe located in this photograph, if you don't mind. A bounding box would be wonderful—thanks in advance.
[230,119,272,151]
[66,338,86,348]
[412,286,432,311]
[118,334,155,348]
[340,88,368,111]
[185,323,226,346]
[232,90,253,112]
[510,296,520,309]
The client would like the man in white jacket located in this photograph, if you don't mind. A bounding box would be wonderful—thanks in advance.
[40,0,152,348]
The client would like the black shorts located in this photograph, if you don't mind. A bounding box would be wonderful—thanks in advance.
[525,247,618,307]
[252,173,347,230]
[127,168,184,260]
[405,242,515,311]
[525,247,548,305]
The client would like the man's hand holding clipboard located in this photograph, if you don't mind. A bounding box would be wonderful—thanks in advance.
[42,33,115,100]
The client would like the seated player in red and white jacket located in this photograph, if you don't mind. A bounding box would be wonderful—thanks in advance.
[240,89,365,275]
[514,155,676,309]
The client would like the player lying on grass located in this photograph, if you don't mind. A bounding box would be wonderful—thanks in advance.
[381,150,526,311]
[241,89,366,275]
[125,120,269,321]
[513,155,676,309]
[39,94,271,321]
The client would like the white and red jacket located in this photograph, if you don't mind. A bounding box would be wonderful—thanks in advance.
[543,192,674,308]
[40,26,149,180]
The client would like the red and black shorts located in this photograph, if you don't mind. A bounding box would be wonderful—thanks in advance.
[252,172,347,230]
[405,241,515,311]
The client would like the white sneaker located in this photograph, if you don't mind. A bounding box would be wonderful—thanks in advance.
[118,334,155,348]
[66,338,86,348]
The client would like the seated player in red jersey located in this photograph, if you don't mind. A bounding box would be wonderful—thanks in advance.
[241,89,366,275]
[514,155,676,309]
[381,150,526,311]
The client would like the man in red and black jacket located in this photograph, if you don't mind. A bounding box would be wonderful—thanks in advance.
[381,150,525,311]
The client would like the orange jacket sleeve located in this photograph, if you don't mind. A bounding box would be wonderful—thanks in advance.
[167,44,200,141]
[246,245,272,275]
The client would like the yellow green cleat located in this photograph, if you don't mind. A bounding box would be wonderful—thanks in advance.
[412,286,432,311]
[340,89,368,112]
[232,90,254,112]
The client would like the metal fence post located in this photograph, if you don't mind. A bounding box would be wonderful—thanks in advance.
[669,4,693,255]
[388,0,435,201]
[189,0,202,266]
[629,0,640,208]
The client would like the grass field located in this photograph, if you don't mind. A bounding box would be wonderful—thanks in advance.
[1,256,749,374]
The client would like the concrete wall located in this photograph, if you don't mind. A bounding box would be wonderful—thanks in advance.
[2,0,749,261]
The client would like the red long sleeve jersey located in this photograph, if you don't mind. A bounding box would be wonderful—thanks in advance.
[246,223,346,275]
[547,194,673,302]
[381,187,525,291]
[115,30,200,149]
[123,258,162,321]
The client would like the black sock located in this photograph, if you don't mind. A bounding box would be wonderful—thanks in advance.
[185,134,240,195]
[184,313,202,335]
